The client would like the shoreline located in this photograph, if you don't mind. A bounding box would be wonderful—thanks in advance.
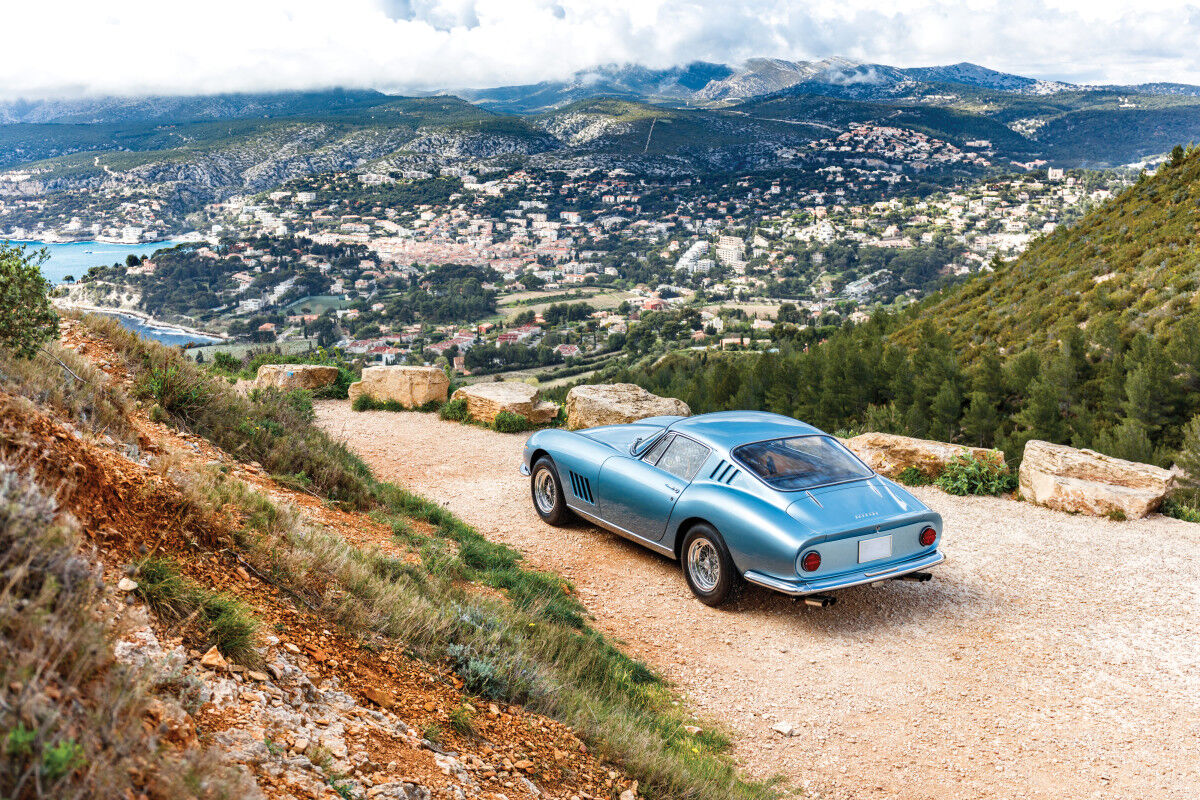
[5,235,196,247]
[52,300,229,342]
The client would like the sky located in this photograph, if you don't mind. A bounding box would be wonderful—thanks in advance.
[4,0,1200,99]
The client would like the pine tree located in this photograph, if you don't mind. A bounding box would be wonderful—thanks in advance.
[961,390,1000,447]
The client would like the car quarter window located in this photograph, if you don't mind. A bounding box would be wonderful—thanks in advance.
[655,436,711,482]
[641,433,673,465]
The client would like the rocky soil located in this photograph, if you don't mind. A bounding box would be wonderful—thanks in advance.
[4,321,639,800]
[316,403,1200,800]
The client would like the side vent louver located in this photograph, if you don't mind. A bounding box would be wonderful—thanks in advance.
[708,460,740,485]
[568,471,594,504]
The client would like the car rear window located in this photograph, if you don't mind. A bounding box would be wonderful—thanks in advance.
[732,436,873,490]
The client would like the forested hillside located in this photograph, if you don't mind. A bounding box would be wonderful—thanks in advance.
[898,145,1200,352]
[595,147,1200,470]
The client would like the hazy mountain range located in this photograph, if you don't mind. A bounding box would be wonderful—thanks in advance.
[4,56,1200,124]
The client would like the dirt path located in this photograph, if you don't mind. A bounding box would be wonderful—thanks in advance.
[316,403,1200,800]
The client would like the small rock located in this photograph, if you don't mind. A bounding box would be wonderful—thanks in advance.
[117,577,138,592]
[771,722,797,737]
[683,725,701,735]
[247,670,270,682]
[200,645,228,671]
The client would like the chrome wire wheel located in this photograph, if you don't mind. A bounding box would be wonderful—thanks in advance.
[533,468,557,515]
[687,537,721,593]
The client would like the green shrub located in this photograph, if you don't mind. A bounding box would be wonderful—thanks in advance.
[934,453,1017,496]
[896,466,931,486]
[493,410,531,434]
[439,397,470,422]
[1161,487,1200,522]
[353,394,440,413]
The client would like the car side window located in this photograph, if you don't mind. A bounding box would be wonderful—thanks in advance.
[641,433,673,465]
[655,436,710,482]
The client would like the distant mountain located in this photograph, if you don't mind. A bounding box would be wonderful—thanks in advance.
[0,89,395,125]
[901,62,1068,93]
[458,62,734,113]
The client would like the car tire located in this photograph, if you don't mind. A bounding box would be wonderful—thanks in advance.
[530,457,573,526]
[680,524,743,607]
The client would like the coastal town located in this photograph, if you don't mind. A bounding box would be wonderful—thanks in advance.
[49,126,1129,379]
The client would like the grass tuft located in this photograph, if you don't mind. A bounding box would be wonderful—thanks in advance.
[135,557,260,663]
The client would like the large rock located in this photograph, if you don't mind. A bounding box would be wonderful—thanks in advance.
[843,432,1004,479]
[348,366,449,408]
[1018,439,1175,519]
[255,364,339,391]
[451,381,558,425]
[564,383,690,430]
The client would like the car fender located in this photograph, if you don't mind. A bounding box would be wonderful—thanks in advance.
[523,429,612,509]
[666,483,812,576]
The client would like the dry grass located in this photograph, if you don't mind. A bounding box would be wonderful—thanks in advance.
[0,462,252,800]
[0,342,134,445]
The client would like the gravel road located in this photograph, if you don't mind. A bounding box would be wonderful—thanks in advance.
[316,403,1200,800]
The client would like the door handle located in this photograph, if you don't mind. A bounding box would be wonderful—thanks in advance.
[665,483,682,494]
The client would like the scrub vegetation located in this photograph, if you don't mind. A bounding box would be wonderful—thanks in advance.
[79,313,780,800]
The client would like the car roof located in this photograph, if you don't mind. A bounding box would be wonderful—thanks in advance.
[666,411,826,451]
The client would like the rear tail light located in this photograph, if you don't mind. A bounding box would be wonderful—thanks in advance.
[919,527,937,547]
[800,551,821,572]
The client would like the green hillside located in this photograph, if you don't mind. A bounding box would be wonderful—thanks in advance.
[901,146,1200,352]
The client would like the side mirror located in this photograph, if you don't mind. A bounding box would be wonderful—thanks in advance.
[630,436,644,455]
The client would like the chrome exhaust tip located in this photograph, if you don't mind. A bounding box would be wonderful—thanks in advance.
[802,594,837,608]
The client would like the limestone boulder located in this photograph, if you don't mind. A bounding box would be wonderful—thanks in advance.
[843,432,1004,479]
[1018,439,1175,519]
[564,383,691,430]
[255,364,339,391]
[451,381,558,425]
[348,366,449,409]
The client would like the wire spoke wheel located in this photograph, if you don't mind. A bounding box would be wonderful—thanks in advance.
[687,537,721,593]
[534,468,557,515]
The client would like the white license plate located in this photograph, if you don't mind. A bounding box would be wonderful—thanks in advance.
[858,534,893,563]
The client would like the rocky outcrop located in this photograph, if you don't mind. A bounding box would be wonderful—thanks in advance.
[255,364,339,391]
[564,384,691,430]
[843,432,1004,478]
[450,382,558,425]
[348,366,449,408]
[1018,440,1175,519]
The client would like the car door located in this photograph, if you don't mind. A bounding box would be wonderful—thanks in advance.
[597,433,710,541]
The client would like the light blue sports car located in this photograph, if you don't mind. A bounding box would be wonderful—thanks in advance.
[521,410,944,607]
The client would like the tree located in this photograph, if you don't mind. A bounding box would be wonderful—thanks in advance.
[0,244,58,359]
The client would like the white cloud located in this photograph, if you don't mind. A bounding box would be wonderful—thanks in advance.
[2,0,1199,99]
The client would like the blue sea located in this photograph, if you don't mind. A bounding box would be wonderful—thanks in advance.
[93,312,222,348]
[8,238,187,285]
[5,239,220,346]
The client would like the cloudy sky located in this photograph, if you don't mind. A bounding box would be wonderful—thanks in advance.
[4,0,1200,99]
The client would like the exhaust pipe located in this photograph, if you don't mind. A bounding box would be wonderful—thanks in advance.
[802,594,837,608]
[893,571,932,582]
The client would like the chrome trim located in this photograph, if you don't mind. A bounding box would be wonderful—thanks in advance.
[567,503,676,557]
[743,551,945,597]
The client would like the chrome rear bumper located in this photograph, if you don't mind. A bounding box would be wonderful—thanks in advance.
[743,550,945,597]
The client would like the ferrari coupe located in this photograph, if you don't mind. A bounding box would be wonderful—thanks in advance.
[521,410,944,607]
